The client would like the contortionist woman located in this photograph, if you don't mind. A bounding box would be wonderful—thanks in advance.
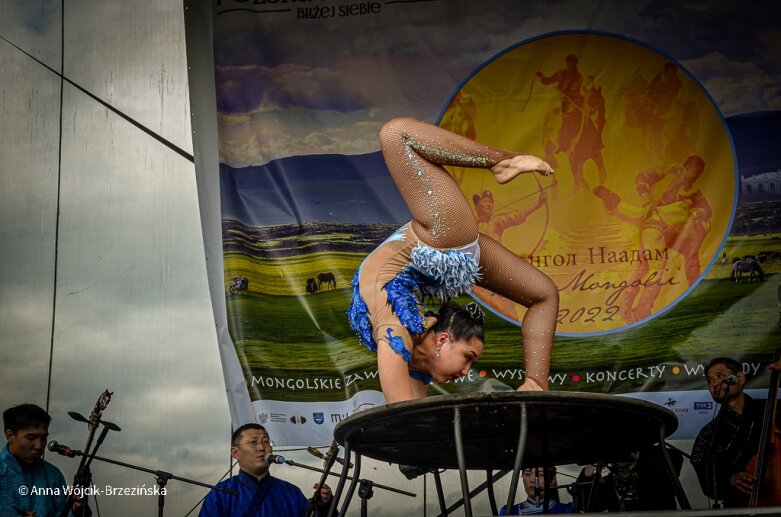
[348,118,559,403]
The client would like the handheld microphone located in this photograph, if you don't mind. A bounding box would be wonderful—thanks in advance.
[265,453,286,464]
[723,375,738,386]
[47,440,77,458]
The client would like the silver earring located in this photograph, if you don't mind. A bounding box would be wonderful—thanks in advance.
[435,346,441,358]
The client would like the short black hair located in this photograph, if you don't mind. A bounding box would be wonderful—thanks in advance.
[3,404,51,434]
[231,423,267,446]
[704,357,741,377]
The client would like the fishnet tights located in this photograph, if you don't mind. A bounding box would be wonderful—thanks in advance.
[379,117,557,388]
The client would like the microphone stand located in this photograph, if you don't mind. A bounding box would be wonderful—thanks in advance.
[55,448,237,517]
[60,419,118,517]
[358,479,373,517]
[307,442,340,517]
[706,385,733,509]
[584,464,603,513]
[288,458,415,516]
[287,459,416,496]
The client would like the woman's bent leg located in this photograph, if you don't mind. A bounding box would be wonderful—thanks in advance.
[379,116,553,247]
[476,234,559,390]
[379,117,514,248]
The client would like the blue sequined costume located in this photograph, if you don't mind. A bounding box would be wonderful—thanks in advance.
[347,223,480,383]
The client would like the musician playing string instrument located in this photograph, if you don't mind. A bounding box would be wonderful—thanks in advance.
[689,357,781,508]
[0,404,89,516]
[348,118,558,403]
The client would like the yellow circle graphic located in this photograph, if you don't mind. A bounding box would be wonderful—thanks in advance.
[439,32,735,335]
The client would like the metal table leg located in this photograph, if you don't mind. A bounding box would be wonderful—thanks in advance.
[327,440,352,517]
[486,470,498,516]
[658,427,691,510]
[436,470,509,517]
[453,406,472,517]
[433,469,448,516]
[338,452,361,516]
[505,402,528,513]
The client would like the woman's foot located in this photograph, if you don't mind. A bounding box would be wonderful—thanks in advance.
[492,154,554,184]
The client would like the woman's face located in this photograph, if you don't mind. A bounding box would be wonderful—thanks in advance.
[431,332,484,383]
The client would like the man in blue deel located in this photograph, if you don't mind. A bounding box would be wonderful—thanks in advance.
[200,423,334,517]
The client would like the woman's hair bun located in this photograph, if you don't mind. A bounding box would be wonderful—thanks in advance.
[464,302,485,324]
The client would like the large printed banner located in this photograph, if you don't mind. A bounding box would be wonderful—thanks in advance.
[209,0,781,444]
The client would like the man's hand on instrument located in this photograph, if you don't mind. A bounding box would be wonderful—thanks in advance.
[582,464,599,478]
[729,470,755,495]
[314,483,333,505]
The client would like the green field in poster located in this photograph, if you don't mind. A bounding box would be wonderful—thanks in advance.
[225,226,781,401]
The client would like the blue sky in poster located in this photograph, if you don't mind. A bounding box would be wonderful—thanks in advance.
[213,0,781,168]
[219,152,412,225]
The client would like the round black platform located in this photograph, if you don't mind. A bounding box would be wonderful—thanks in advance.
[333,391,678,470]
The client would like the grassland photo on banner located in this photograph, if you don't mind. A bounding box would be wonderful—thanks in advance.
[208,0,781,443]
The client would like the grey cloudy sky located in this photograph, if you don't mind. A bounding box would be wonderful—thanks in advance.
[212,0,781,166]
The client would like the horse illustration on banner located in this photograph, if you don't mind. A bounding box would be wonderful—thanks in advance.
[732,260,764,283]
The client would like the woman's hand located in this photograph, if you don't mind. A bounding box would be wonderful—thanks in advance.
[516,377,544,392]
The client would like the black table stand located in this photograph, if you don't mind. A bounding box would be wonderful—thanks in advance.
[329,391,691,516]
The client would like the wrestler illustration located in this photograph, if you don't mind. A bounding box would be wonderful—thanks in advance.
[473,189,546,245]
[347,118,558,403]
[536,54,584,170]
[537,57,609,194]
[620,62,692,163]
[569,75,607,191]
[594,155,711,322]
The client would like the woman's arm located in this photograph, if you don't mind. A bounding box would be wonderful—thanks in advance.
[377,342,416,403]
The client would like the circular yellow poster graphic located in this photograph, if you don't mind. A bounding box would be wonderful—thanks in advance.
[438,32,736,335]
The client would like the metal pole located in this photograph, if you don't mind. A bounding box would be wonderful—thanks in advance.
[453,406,472,517]
[327,440,351,517]
[433,469,448,516]
[505,402,528,513]
[339,452,362,516]
[436,470,509,517]
[658,427,691,509]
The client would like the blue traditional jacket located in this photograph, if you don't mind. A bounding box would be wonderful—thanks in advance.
[0,443,69,516]
[199,470,310,517]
